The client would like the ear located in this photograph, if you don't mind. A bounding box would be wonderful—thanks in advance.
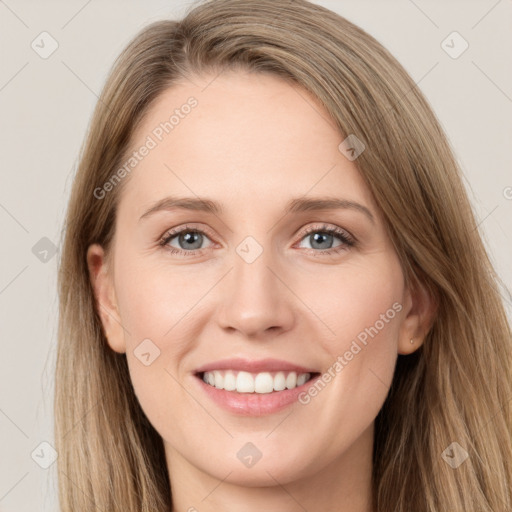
[397,276,437,355]
[86,243,126,354]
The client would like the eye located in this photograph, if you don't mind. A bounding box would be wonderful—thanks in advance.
[159,224,214,256]
[159,223,356,257]
[295,224,355,255]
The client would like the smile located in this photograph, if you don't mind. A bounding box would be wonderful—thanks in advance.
[200,370,316,394]
[193,357,321,415]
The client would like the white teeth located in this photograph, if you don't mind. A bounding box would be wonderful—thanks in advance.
[286,372,297,389]
[213,370,223,389]
[254,372,274,393]
[201,370,312,394]
[223,370,236,391]
[296,373,308,386]
[274,371,286,391]
[236,371,255,392]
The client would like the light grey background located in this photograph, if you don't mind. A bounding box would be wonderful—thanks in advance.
[0,1,511,510]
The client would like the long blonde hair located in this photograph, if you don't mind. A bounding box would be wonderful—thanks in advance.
[55,0,512,510]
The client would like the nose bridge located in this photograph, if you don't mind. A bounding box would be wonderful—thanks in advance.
[217,235,294,336]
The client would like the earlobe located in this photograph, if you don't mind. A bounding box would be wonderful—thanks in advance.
[86,243,126,354]
[397,276,437,355]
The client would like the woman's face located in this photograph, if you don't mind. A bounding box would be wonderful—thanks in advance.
[88,70,423,491]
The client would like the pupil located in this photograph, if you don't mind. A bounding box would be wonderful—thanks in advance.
[312,232,332,249]
[181,232,201,249]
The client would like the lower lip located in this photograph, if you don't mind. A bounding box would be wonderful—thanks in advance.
[194,374,321,416]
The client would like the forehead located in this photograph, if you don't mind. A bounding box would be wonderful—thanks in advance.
[118,70,377,220]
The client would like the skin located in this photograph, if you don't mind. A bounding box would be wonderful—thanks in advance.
[87,70,434,512]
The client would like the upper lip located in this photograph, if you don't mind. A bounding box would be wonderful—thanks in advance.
[194,358,319,374]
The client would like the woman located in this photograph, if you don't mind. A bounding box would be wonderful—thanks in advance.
[55,0,512,510]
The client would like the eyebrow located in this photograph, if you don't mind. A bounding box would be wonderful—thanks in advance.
[139,195,375,224]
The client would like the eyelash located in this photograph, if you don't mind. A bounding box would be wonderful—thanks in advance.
[158,223,356,257]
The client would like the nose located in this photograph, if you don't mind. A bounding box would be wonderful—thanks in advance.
[217,245,296,339]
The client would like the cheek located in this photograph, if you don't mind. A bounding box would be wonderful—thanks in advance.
[303,256,404,348]
[112,254,201,401]
[114,258,201,437]
[114,253,203,346]
[303,256,404,402]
